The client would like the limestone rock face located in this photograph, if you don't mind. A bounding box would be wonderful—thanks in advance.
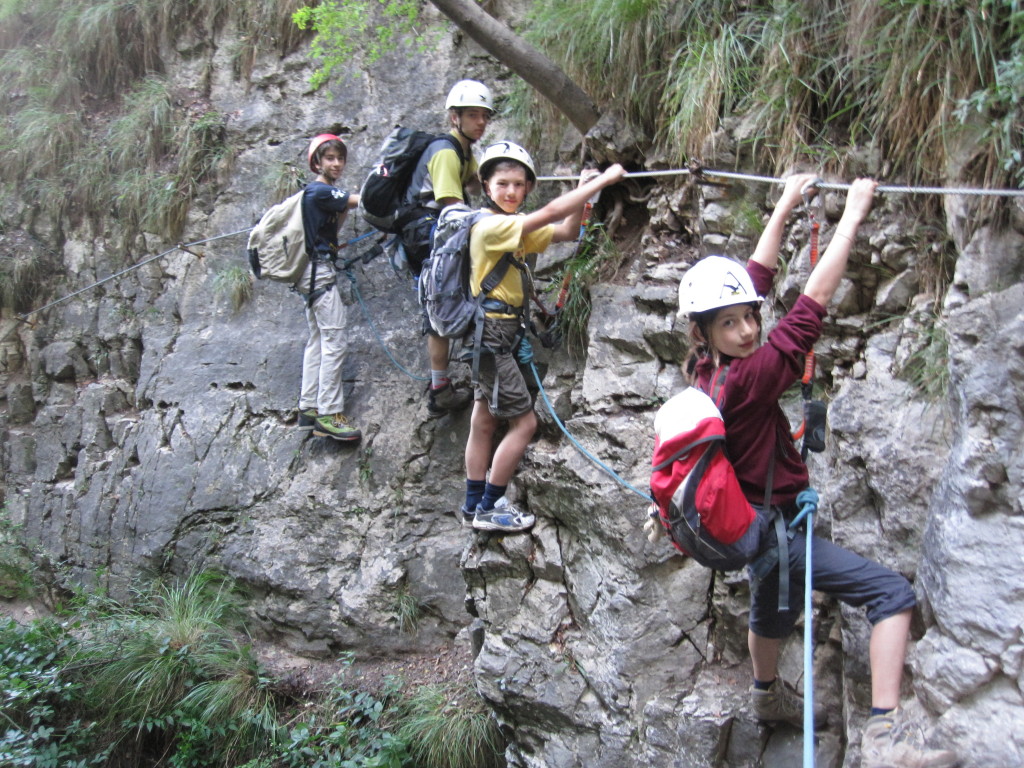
[2,13,1023,768]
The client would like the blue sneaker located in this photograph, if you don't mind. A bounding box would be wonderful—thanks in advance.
[472,497,535,533]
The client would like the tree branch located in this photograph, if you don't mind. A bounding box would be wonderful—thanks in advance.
[428,0,601,135]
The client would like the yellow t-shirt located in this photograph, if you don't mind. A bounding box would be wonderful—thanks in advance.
[422,132,477,204]
[469,214,554,317]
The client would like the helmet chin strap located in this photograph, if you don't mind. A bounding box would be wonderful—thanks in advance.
[452,111,478,144]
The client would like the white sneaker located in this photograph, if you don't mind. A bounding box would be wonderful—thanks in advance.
[472,497,535,533]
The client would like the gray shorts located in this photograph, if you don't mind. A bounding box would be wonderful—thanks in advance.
[473,317,533,420]
[748,503,917,638]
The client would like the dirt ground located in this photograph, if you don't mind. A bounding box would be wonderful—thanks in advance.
[254,635,477,699]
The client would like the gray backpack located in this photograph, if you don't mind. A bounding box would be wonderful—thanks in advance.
[419,205,520,339]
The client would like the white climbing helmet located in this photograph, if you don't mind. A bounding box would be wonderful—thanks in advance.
[445,79,495,113]
[677,255,764,320]
[478,141,537,184]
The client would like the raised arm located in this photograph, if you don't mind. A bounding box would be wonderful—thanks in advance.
[749,172,821,272]
[520,164,626,242]
[803,178,878,307]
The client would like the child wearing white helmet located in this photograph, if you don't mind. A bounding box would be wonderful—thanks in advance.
[460,141,626,532]
[402,79,496,418]
[298,134,362,443]
[677,175,957,768]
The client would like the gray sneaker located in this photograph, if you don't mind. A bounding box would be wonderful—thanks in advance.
[427,382,473,417]
[861,711,959,768]
[751,678,825,729]
[472,497,535,533]
[297,408,317,431]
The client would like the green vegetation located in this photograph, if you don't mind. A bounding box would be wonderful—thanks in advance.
[0,507,35,600]
[393,584,422,634]
[0,0,306,312]
[394,682,505,768]
[213,265,255,312]
[528,0,1022,192]
[0,245,48,315]
[293,0,428,88]
[293,0,1021,216]
[0,570,502,767]
[543,223,620,360]
[898,313,950,403]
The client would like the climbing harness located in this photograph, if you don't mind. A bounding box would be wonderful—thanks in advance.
[789,488,819,768]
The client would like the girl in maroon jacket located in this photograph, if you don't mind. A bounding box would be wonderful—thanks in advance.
[676,175,956,768]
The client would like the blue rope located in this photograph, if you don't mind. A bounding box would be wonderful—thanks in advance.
[792,487,819,768]
[343,267,429,383]
[529,361,652,501]
[341,230,376,248]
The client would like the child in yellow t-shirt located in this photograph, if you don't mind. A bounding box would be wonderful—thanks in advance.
[461,141,624,532]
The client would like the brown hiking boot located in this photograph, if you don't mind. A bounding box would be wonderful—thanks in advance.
[427,382,473,417]
[750,678,826,729]
[861,711,959,768]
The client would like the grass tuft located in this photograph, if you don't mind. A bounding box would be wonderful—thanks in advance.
[213,265,255,312]
[393,584,423,634]
[394,681,505,768]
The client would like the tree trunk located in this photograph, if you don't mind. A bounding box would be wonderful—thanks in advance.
[428,0,601,135]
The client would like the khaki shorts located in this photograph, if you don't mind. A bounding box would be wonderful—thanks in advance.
[473,317,533,419]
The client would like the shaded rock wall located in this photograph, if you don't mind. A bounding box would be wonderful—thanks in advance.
[1,9,1022,768]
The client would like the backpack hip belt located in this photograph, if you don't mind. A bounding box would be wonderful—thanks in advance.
[480,297,522,316]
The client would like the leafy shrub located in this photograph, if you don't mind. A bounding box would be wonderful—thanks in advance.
[0,617,103,765]
[273,673,409,768]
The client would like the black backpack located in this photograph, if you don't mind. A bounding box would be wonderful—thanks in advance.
[359,128,464,234]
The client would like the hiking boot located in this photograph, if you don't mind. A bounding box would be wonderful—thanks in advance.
[861,711,959,768]
[457,505,476,528]
[297,408,317,431]
[472,497,535,533]
[312,413,362,442]
[751,678,826,729]
[427,382,473,417]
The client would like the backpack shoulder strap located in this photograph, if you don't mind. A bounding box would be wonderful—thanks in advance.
[652,433,724,473]
[708,364,729,407]
[477,251,516,296]
[436,133,466,164]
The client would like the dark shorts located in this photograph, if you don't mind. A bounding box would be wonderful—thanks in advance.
[473,317,533,420]
[748,503,917,639]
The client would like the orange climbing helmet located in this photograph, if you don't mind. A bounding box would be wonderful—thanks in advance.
[307,133,347,173]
